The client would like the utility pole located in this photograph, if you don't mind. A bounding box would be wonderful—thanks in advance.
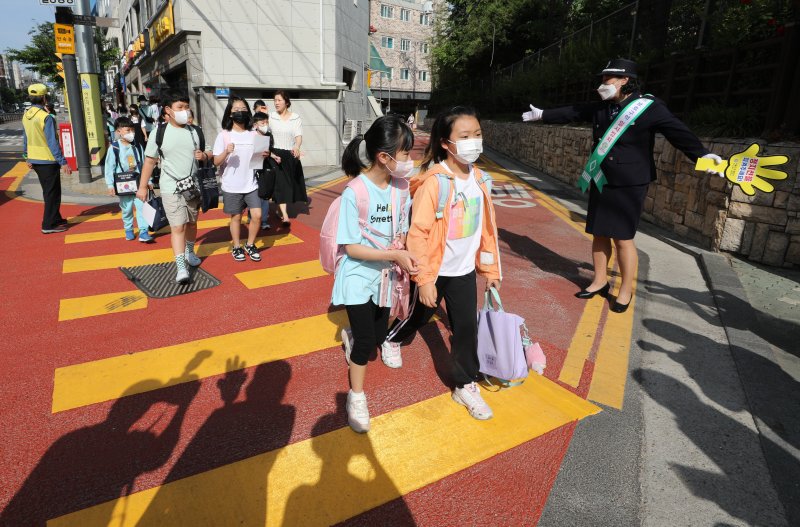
[73,0,106,169]
[55,7,92,183]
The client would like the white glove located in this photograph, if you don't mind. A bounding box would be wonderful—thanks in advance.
[522,104,543,122]
[701,153,725,177]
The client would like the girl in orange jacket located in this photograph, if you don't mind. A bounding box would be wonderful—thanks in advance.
[385,106,502,420]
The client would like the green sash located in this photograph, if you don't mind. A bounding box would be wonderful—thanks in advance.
[579,96,655,193]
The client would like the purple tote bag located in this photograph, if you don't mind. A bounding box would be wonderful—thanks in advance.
[477,287,529,384]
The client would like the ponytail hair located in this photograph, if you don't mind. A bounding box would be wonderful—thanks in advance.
[421,105,480,170]
[341,115,414,177]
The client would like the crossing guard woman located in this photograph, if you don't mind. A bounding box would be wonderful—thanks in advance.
[523,59,724,312]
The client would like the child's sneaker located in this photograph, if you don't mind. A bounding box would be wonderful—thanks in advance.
[125,229,135,241]
[380,340,402,368]
[452,382,493,420]
[185,251,201,266]
[346,390,370,433]
[341,328,353,365]
[138,231,154,243]
[260,222,271,230]
[244,244,261,262]
[175,267,190,285]
[231,246,246,262]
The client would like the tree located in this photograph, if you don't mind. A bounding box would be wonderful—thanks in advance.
[7,23,120,90]
[7,22,62,88]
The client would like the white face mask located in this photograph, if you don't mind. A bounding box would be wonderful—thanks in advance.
[172,109,189,125]
[258,125,269,134]
[388,155,414,179]
[597,83,618,100]
[448,138,483,164]
[122,132,135,143]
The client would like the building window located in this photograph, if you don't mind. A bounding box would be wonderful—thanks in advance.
[343,67,356,90]
[381,36,394,49]
[380,5,393,18]
[419,13,432,25]
[418,70,428,81]
[420,42,430,54]
[400,8,410,21]
[400,69,410,80]
[400,39,411,52]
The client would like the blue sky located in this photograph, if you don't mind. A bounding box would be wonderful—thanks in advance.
[1,0,97,54]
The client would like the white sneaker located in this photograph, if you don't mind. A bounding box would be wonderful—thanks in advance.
[452,382,493,420]
[185,250,202,267]
[346,390,370,433]
[341,328,353,365]
[175,267,190,285]
[380,340,402,368]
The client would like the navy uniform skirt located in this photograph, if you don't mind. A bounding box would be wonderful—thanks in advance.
[585,181,649,240]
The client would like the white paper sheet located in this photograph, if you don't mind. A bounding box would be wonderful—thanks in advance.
[249,134,271,170]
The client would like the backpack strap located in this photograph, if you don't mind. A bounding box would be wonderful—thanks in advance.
[111,141,122,172]
[475,167,492,194]
[155,123,167,159]
[434,173,452,219]
[190,124,206,152]
[347,176,389,250]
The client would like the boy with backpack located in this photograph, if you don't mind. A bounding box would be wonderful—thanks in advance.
[104,117,153,243]
[136,94,212,284]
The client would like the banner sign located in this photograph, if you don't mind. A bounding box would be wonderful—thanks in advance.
[695,143,789,196]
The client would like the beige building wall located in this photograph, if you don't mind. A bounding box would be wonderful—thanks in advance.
[368,0,434,102]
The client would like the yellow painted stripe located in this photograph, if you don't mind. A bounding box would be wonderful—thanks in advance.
[307,175,347,195]
[3,162,36,201]
[51,310,349,413]
[65,217,234,244]
[1,161,28,180]
[62,233,303,273]
[67,211,122,225]
[587,271,639,409]
[58,290,148,321]
[558,256,616,388]
[49,375,600,527]
[235,259,327,289]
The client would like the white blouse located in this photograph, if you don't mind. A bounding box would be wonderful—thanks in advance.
[269,111,302,150]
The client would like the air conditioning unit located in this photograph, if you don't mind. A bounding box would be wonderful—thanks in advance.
[342,119,363,145]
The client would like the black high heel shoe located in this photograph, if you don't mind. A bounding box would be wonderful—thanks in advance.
[574,282,610,299]
[610,294,632,313]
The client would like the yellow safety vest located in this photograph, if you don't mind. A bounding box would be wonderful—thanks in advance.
[23,106,55,162]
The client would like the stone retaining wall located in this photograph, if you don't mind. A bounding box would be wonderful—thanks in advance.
[476,121,800,268]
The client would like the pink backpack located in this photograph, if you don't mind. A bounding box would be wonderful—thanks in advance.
[320,176,411,318]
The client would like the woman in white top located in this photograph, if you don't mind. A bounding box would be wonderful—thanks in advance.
[269,90,308,227]
[212,96,269,263]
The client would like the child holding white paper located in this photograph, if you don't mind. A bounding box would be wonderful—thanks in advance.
[212,97,269,262]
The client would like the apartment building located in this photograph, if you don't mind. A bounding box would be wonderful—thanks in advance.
[106,0,375,165]
[368,0,435,118]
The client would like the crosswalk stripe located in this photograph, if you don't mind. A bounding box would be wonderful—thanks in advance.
[587,269,639,409]
[51,310,349,413]
[62,233,303,273]
[235,260,327,289]
[65,218,236,244]
[67,212,122,225]
[49,375,600,526]
[58,290,148,321]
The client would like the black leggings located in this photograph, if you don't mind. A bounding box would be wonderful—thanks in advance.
[345,300,390,366]
[387,271,479,388]
[33,163,63,229]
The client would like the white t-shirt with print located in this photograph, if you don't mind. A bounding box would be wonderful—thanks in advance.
[212,129,259,194]
[438,165,484,277]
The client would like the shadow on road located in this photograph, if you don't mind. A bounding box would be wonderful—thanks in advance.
[0,351,211,526]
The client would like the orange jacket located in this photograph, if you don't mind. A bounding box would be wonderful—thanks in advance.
[407,163,502,286]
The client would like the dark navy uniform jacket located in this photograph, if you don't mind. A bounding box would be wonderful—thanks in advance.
[542,92,708,187]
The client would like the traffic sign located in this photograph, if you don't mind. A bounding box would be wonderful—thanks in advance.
[40,0,75,5]
[54,23,75,55]
[72,14,95,26]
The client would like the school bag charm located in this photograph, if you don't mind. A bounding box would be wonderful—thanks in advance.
[694,143,789,196]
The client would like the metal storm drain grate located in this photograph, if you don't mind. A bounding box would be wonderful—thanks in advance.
[120,263,221,299]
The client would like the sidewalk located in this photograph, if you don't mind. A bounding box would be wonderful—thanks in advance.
[484,145,798,526]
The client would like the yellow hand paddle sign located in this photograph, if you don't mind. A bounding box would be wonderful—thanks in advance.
[695,143,789,196]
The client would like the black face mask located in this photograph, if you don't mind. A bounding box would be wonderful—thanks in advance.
[231,111,249,125]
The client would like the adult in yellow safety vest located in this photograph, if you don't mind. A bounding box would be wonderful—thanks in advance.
[22,83,71,234]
